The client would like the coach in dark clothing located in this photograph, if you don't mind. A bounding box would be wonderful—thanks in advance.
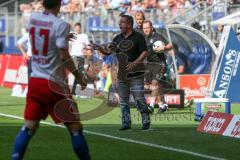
[143,20,172,110]
[143,20,172,83]
[91,15,151,130]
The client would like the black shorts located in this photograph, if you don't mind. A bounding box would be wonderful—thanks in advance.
[145,62,166,83]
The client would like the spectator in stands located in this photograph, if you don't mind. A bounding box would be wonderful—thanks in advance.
[94,52,118,95]
[17,28,32,78]
[62,0,82,13]
[130,0,144,12]
[31,1,43,12]
[148,0,158,9]
[107,54,118,93]
[140,0,150,10]
[134,10,145,34]
[171,43,187,74]
[109,0,121,9]
[159,0,180,17]
[20,3,33,26]
[62,0,71,5]
[178,0,192,13]
[69,22,90,95]
[85,49,100,95]
[100,34,119,96]
[84,47,110,92]
[214,24,224,47]
[86,49,112,95]
[119,1,131,14]
[142,20,172,112]
[231,0,240,4]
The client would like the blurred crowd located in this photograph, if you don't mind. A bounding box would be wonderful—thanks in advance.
[17,0,238,97]
[19,0,237,31]
[19,0,216,15]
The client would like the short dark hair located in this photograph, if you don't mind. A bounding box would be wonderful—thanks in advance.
[143,20,153,27]
[121,15,134,27]
[43,0,61,9]
[74,22,81,27]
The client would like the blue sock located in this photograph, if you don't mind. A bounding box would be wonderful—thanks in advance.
[12,126,34,160]
[70,130,90,160]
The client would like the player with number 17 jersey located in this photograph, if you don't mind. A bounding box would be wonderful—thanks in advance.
[28,11,70,84]
[12,2,91,159]
[25,11,73,123]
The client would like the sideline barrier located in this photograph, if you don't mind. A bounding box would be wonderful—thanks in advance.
[0,54,27,88]
[197,111,240,138]
[194,98,231,121]
[179,74,210,101]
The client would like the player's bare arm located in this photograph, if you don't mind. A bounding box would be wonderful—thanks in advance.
[89,42,114,55]
[164,43,173,51]
[17,44,30,60]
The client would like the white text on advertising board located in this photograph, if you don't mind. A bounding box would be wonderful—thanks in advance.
[164,94,180,105]
[231,120,240,138]
[183,86,207,98]
[203,117,226,133]
[214,49,239,98]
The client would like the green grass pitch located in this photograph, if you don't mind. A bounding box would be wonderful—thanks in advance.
[0,87,240,160]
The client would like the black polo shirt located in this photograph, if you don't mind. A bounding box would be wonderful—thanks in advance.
[113,30,147,80]
[145,31,168,63]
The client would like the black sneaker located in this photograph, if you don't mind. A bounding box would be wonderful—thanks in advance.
[142,123,151,131]
[119,126,131,131]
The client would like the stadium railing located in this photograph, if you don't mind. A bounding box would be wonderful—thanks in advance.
[1,1,239,54]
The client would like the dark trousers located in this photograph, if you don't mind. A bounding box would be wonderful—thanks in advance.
[72,56,85,95]
[27,59,32,79]
[118,77,150,127]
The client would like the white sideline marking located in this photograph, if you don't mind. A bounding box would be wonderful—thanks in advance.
[0,112,226,160]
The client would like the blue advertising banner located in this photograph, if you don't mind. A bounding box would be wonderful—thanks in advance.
[213,27,240,102]
[0,18,6,32]
[87,16,100,32]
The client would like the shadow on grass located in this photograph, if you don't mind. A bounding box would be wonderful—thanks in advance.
[1,124,240,160]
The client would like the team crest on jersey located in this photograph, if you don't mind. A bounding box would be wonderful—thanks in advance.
[150,39,154,44]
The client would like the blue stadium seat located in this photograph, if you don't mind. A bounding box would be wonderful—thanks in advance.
[188,44,213,74]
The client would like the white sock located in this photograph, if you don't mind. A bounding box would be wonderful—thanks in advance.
[149,97,156,108]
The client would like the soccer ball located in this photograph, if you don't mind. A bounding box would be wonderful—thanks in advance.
[152,41,165,52]
[157,103,168,113]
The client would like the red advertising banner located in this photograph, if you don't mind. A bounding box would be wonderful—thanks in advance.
[197,111,234,135]
[179,74,210,100]
[223,115,240,138]
[0,54,27,88]
[0,55,10,86]
[164,94,180,105]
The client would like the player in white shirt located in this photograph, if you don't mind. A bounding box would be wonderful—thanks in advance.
[12,1,91,160]
[70,23,90,58]
[17,31,32,77]
[69,22,90,95]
